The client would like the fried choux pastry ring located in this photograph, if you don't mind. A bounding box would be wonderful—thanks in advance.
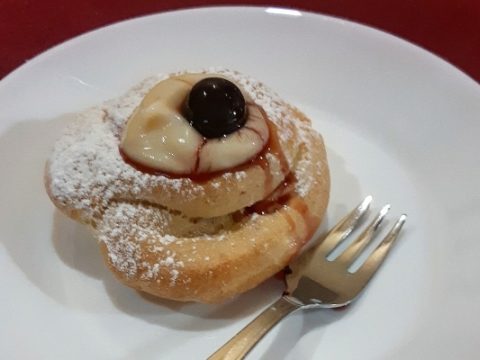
[45,69,330,303]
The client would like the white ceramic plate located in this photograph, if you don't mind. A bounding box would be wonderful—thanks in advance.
[1,7,479,359]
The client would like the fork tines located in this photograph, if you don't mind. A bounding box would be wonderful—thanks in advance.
[323,195,406,276]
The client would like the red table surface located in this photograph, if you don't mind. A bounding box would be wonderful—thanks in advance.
[0,0,479,83]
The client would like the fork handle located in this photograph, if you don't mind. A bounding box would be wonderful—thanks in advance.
[208,297,300,360]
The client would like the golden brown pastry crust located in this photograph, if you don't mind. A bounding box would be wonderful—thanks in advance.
[98,128,329,303]
[45,69,330,303]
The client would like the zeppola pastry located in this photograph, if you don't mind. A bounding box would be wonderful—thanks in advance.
[45,69,330,303]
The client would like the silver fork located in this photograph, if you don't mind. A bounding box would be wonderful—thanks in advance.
[208,196,407,360]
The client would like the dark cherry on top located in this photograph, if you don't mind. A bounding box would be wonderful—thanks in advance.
[184,77,247,138]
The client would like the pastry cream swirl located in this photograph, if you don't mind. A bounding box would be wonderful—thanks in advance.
[120,74,269,175]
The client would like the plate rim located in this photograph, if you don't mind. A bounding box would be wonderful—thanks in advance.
[0,6,479,359]
[1,6,479,91]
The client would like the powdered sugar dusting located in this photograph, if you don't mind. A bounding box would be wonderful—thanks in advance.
[105,75,167,136]
[99,202,187,285]
[48,109,126,221]
[235,171,247,181]
[48,100,204,223]
[47,68,313,223]
[295,147,314,197]
[265,153,282,178]
[159,234,176,245]
[292,120,323,197]
[47,68,323,283]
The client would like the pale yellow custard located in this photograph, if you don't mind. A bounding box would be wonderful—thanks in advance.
[120,74,269,175]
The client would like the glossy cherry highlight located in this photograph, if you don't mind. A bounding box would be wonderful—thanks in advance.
[184,77,247,138]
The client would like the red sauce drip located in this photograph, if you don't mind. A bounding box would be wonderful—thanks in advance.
[281,212,297,233]
[245,172,296,215]
[289,196,309,219]
[260,109,289,174]
[119,106,289,186]
[244,126,264,141]
[248,112,290,195]
[256,154,272,196]
[193,138,207,173]
[242,173,319,243]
